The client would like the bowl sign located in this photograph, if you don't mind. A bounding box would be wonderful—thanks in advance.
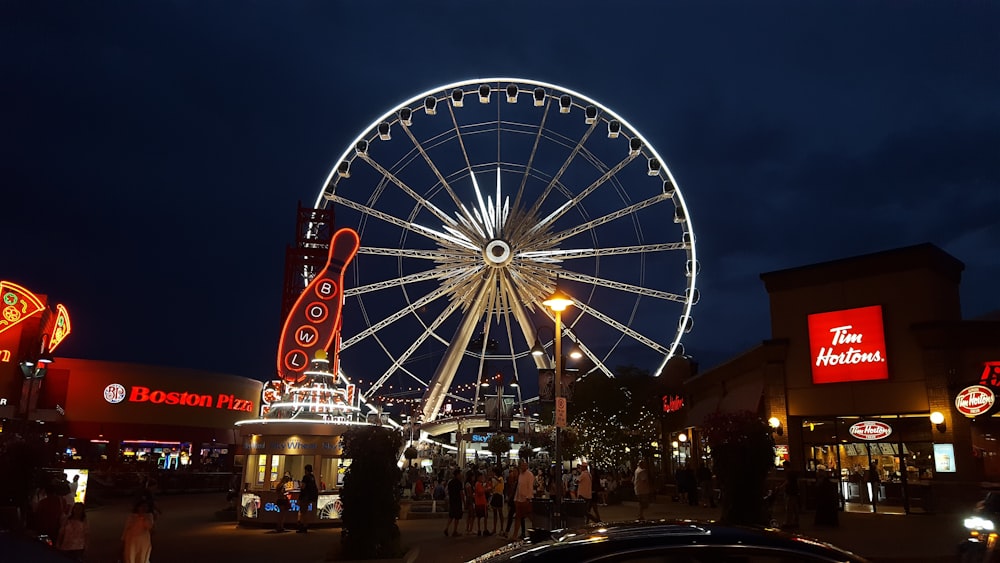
[849,420,892,441]
[955,385,995,418]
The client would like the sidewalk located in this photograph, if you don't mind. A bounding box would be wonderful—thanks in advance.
[75,493,965,563]
[398,497,966,563]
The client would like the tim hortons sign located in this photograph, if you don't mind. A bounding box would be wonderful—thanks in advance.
[807,305,889,384]
[955,384,995,418]
[848,420,892,441]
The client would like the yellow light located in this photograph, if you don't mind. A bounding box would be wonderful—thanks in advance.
[768,417,781,429]
[542,288,574,312]
[678,433,687,442]
[930,411,945,425]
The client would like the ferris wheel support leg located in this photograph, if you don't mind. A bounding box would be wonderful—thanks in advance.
[421,283,491,422]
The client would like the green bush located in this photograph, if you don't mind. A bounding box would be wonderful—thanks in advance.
[340,426,404,559]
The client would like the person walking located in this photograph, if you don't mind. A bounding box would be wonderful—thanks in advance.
[31,484,66,543]
[781,461,800,529]
[576,462,601,523]
[474,471,489,535]
[121,499,155,563]
[273,475,292,533]
[444,468,464,537]
[489,466,504,535]
[697,464,716,508]
[501,465,518,537]
[55,501,87,561]
[296,464,319,533]
[463,469,476,534]
[633,460,652,520]
[510,461,534,542]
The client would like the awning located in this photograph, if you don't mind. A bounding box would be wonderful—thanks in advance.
[718,380,764,415]
[684,396,722,428]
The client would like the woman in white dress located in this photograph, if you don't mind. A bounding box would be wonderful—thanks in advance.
[121,500,155,563]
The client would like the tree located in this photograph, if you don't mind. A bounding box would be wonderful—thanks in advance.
[518,445,533,461]
[568,366,659,469]
[486,433,511,465]
[702,410,775,526]
[340,425,404,559]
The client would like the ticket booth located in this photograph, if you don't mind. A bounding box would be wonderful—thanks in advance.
[235,420,354,527]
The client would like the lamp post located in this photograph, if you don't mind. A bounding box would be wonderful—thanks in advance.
[541,286,574,525]
[19,352,54,432]
[480,372,518,434]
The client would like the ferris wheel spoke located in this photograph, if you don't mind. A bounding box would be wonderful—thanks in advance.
[365,297,465,398]
[356,153,464,232]
[512,97,554,213]
[325,194,472,251]
[540,192,673,247]
[570,299,671,356]
[556,270,687,302]
[357,246,475,262]
[399,122,466,211]
[523,154,640,242]
[341,269,482,351]
[522,117,601,225]
[559,325,614,379]
[518,243,688,262]
[344,265,479,298]
[507,267,555,311]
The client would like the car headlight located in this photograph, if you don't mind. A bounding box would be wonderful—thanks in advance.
[965,516,995,530]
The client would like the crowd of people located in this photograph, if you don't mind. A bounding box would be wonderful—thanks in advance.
[394,458,656,542]
[25,471,162,562]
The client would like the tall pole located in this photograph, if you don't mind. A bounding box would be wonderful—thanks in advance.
[543,284,573,530]
[553,308,562,524]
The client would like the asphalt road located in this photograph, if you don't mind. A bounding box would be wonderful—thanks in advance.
[52,493,967,563]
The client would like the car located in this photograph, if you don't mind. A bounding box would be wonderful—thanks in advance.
[466,520,871,563]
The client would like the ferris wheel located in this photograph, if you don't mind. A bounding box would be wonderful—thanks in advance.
[311,78,698,424]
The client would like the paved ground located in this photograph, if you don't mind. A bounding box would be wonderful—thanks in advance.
[67,493,965,562]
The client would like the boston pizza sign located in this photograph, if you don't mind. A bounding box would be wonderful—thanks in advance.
[955,384,995,418]
[849,420,892,441]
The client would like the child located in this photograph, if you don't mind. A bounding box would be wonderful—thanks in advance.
[474,471,489,535]
[56,502,87,561]
[464,470,476,534]
[490,467,504,535]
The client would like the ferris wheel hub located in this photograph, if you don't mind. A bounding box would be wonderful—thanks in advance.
[483,239,513,267]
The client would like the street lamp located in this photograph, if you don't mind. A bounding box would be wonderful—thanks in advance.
[480,372,518,434]
[542,285,574,525]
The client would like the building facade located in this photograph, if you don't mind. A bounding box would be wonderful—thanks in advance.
[680,243,1000,514]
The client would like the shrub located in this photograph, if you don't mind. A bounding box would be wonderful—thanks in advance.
[702,410,775,526]
[340,426,404,559]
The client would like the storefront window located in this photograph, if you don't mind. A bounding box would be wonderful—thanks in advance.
[800,414,937,510]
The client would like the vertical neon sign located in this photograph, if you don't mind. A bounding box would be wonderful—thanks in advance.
[276,228,359,383]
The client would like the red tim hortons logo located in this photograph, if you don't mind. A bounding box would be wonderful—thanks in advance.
[848,420,892,441]
[955,385,995,417]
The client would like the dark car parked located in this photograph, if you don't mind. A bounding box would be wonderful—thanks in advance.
[468,520,870,563]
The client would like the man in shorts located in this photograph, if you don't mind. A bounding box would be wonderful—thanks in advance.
[576,461,601,523]
[510,461,534,541]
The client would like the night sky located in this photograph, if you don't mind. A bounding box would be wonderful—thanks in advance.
[4,2,998,385]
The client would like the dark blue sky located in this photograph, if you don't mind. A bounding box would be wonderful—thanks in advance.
[3,2,998,382]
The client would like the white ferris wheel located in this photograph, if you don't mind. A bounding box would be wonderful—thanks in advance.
[310,78,698,426]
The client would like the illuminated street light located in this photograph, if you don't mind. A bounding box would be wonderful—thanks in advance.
[542,284,574,526]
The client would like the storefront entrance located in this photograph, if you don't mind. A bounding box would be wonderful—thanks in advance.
[799,414,936,514]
